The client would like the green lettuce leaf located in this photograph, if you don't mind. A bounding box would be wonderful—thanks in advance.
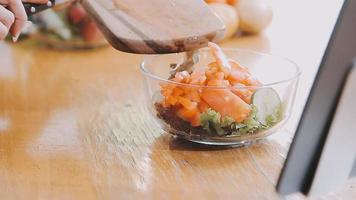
[200,109,225,135]
[200,105,280,136]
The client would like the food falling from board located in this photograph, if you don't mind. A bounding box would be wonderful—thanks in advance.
[155,42,283,137]
[206,0,273,40]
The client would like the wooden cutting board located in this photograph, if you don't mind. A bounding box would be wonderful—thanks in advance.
[80,0,225,54]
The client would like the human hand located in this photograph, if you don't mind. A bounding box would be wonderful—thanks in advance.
[0,0,48,41]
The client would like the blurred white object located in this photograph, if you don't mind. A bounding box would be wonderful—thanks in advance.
[208,3,239,40]
[37,9,72,40]
[236,0,273,34]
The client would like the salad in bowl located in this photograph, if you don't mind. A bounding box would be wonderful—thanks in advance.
[141,43,300,145]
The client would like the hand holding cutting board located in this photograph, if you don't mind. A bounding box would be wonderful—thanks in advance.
[2,0,226,54]
[0,0,48,41]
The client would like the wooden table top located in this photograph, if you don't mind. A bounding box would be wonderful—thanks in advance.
[0,0,355,199]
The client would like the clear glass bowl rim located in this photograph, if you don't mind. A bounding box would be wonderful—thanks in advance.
[140,48,301,90]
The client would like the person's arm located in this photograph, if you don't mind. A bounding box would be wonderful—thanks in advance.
[0,0,48,41]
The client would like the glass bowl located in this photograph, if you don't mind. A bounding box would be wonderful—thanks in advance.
[140,48,300,146]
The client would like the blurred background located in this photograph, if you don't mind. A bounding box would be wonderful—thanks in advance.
[1,0,354,199]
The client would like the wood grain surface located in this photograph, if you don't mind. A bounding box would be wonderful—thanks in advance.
[0,0,355,199]
[81,0,225,54]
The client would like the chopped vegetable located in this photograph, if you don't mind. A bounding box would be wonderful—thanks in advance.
[157,42,283,136]
[251,88,282,126]
[200,106,270,136]
[208,42,232,75]
[200,108,225,135]
[201,87,251,123]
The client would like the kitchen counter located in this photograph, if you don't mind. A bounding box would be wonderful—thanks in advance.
[0,0,355,199]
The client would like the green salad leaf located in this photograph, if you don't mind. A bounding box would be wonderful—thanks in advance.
[233,106,262,135]
[200,109,225,135]
[265,104,283,126]
[200,105,281,136]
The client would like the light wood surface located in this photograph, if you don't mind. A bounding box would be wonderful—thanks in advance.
[0,0,355,199]
[81,0,225,53]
